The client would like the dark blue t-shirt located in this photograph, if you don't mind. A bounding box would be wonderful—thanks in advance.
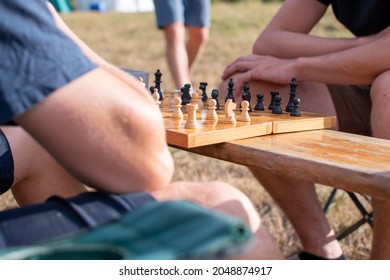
[0,0,97,124]
[317,0,390,36]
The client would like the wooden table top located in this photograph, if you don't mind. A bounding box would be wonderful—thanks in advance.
[171,130,390,200]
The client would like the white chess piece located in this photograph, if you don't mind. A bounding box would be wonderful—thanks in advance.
[172,96,183,119]
[238,100,251,122]
[152,88,161,106]
[206,99,218,121]
[185,103,199,129]
[161,89,171,109]
[223,99,236,124]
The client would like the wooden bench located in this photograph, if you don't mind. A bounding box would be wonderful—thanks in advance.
[169,129,390,201]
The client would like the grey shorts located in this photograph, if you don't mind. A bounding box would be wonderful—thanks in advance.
[153,0,211,28]
[327,84,372,136]
[0,0,97,124]
[0,129,14,195]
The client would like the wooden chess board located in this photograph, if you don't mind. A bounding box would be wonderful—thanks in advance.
[161,105,336,148]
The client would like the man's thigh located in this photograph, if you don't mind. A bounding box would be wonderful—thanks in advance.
[327,84,372,136]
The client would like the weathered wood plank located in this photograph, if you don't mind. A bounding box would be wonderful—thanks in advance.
[173,130,390,200]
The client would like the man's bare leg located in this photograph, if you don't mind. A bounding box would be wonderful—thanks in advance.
[153,181,285,259]
[218,77,343,258]
[163,22,191,89]
[250,169,343,258]
[369,70,390,259]
[186,26,209,76]
[1,126,86,206]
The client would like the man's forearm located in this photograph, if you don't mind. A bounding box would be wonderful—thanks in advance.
[253,30,371,59]
[296,34,390,85]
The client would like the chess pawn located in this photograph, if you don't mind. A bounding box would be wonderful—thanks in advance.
[254,93,264,111]
[211,89,220,110]
[272,95,282,114]
[185,103,199,129]
[290,97,301,117]
[206,99,218,121]
[149,85,155,95]
[223,99,237,124]
[152,88,161,106]
[238,100,251,122]
[191,91,200,110]
[172,96,183,119]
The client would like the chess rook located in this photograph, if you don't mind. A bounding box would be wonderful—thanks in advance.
[185,103,199,129]
[162,89,172,108]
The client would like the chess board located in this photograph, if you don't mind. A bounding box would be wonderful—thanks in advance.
[161,105,336,148]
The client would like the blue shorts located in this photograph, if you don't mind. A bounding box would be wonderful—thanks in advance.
[153,0,211,28]
[0,129,14,195]
[0,0,97,124]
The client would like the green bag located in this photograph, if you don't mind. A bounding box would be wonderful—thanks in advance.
[0,200,252,260]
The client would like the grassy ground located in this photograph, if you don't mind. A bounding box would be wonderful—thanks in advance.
[0,1,372,259]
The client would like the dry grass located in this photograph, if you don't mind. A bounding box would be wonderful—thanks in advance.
[0,1,372,259]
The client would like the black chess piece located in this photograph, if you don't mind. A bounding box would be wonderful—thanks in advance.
[199,82,208,102]
[181,84,191,105]
[290,97,301,117]
[154,69,163,101]
[241,81,252,112]
[254,92,264,111]
[211,89,220,110]
[272,95,283,114]
[286,77,298,112]
[225,78,235,103]
[268,91,279,110]
[149,85,155,95]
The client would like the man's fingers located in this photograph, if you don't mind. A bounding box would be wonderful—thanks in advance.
[222,61,258,80]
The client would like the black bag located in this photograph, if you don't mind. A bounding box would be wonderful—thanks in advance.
[0,191,155,247]
[0,193,252,260]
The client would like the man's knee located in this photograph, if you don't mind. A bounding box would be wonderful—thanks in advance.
[188,27,209,46]
[370,70,390,139]
[371,70,390,102]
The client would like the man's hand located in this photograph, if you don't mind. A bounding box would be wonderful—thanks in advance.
[222,54,298,93]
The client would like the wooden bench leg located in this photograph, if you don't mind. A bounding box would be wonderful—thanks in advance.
[323,189,373,241]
